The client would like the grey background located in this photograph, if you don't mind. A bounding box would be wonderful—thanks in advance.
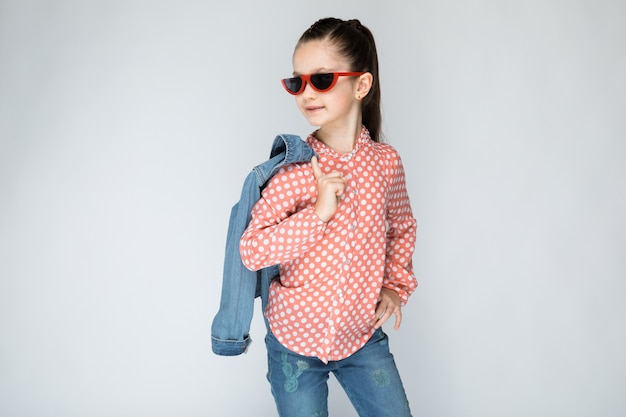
[1,1,625,416]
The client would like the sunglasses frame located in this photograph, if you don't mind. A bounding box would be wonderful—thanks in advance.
[281,72,365,95]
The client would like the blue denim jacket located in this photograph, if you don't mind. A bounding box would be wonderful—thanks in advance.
[211,134,315,356]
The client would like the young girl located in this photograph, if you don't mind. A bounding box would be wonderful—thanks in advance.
[240,17,417,417]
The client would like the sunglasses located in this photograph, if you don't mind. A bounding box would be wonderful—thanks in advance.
[281,72,365,95]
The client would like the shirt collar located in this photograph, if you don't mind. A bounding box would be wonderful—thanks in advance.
[307,125,371,161]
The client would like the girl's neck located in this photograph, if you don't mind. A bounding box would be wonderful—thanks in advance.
[315,122,363,154]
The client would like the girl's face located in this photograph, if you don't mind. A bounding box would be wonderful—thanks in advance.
[292,40,362,129]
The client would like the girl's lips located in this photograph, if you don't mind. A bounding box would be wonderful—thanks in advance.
[305,105,324,112]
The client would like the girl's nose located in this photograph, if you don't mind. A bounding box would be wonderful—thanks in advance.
[302,80,317,97]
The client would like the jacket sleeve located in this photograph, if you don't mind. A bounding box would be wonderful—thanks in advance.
[210,173,259,356]
[240,168,327,271]
[382,151,418,305]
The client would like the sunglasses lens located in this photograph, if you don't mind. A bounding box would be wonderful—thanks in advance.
[310,73,336,91]
[283,77,303,94]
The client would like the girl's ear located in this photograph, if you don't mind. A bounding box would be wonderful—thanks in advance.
[355,72,373,100]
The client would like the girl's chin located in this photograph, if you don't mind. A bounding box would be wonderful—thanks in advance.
[304,116,325,126]
[303,112,330,126]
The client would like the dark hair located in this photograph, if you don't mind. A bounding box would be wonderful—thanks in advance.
[297,18,383,143]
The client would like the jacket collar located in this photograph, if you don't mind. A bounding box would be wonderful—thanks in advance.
[254,134,315,186]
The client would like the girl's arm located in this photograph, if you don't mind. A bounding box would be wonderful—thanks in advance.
[240,167,327,271]
[382,152,418,305]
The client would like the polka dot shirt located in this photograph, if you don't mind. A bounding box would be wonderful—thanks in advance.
[240,126,417,363]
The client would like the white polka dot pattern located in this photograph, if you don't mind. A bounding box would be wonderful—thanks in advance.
[240,126,417,363]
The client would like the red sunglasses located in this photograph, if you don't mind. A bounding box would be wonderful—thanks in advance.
[281,72,365,95]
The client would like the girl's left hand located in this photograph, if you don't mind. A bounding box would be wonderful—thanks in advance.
[370,287,403,330]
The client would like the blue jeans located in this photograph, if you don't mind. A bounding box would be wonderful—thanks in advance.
[265,329,412,417]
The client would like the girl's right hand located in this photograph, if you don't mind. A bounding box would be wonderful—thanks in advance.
[311,156,346,222]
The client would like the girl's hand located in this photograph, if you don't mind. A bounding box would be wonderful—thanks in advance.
[311,156,346,222]
[370,287,403,330]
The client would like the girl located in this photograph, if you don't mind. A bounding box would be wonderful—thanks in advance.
[240,17,417,417]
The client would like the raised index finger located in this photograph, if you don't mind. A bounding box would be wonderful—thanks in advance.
[311,155,322,180]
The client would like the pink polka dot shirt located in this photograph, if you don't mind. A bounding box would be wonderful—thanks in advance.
[240,126,417,363]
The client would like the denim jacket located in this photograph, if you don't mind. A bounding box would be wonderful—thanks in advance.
[211,134,315,356]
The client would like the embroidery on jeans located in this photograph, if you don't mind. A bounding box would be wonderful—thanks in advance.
[371,369,391,386]
[281,352,310,392]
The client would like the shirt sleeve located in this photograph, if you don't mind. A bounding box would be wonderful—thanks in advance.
[382,151,418,305]
[240,167,327,271]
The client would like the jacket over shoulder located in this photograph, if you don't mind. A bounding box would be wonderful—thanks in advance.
[211,134,315,356]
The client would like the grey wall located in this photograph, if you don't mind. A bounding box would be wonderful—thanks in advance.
[1,1,624,416]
